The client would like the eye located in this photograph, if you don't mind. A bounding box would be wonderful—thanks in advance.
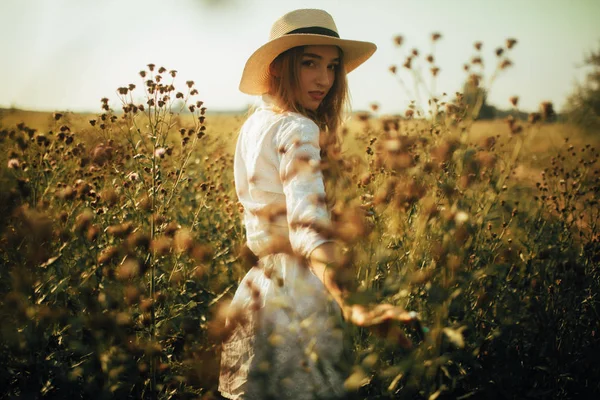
[302,60,316,67]
[328,64,339,71]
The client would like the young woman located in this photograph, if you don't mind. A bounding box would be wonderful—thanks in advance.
[219,9,415,400]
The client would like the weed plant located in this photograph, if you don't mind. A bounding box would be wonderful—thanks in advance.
[0,37,599,399]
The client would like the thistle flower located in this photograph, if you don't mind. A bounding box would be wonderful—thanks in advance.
[154,147,166,158]
[7,158,20,169]
[500,59,513,69]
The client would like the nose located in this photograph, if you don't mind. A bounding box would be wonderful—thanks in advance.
[316,65,332,88]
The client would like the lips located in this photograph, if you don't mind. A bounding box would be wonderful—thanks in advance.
[309,91,325,101]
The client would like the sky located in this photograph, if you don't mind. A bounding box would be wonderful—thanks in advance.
[1,0,599,115]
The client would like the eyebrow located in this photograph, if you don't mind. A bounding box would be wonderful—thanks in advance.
[302,53,340,63]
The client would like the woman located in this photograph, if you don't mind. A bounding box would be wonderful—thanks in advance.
[219,9,415,399]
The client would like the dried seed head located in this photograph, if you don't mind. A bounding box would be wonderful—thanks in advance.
[500,59,513,69]
[431,32,442,41]
[186,80,194,88]
[495,47,504,57]
[474,41,483,51]
[393,35,403,46]
[431,67,440,76]
[506,38,517,49]
[426,54,434,63]
[158,66,166,74]
[169,70,177,77]
[509,96,519,107]
[139,70,146,78]
[389,65,397,74]
[147,63,155,71]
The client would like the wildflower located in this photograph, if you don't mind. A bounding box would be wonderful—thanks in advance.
[506,38,517,49]
[7,158,20,169]
[393,35,403,46]
[118,87,128,95]
[411,48,419,57]
[426,54,434,63]
[147,63,155,71]
[474,41,482,51]
[176,92,184,99]
[186,80,195,88]
[431,67,440,76]
[116,258,140,280]
[158,66,166,74]
[169,70,177,77]
[139,70,146,78]
[388,65,397,74]
[509,96,519,107]
[89,119,96,126]
[431,32,442,41]
[496,47,504,57]
[471,56,482,65]
[500,59,513,69]
[98,246,119,265]
[190,89,199,95]
[403,56,413,69]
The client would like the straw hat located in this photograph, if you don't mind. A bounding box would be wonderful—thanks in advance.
[239,9,377,95]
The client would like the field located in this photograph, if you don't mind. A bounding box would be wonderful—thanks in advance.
[1,65,600,400]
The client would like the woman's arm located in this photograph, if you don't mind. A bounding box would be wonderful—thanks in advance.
[309,242,415,332]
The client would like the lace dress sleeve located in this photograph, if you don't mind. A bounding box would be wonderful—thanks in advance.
[275,116,333,258]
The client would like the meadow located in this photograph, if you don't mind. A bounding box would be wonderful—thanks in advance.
[1,45,599,399]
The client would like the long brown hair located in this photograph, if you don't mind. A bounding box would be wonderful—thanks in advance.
[267,46,349,161]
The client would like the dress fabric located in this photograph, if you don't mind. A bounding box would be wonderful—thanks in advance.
[219,98,349,399]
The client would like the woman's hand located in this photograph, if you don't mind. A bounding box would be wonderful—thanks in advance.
[346,304,417,348]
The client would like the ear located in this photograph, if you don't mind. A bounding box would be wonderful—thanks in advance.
[269,58,282,78]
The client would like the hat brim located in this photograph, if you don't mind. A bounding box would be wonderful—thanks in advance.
[239,34,377,95]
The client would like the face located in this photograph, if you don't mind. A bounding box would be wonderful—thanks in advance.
[297,45,340,111]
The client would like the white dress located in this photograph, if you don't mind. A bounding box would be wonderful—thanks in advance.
[218,97,349,399]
